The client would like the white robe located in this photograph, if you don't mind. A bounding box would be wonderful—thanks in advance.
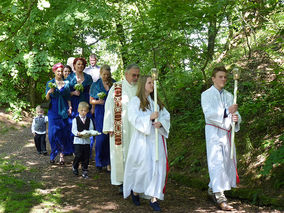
[123,96,170,200]
[103,79,137,185]
[201,85,241,193]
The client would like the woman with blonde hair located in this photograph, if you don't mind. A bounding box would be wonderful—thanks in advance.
[90,64,115,171]
[123,75,170,212]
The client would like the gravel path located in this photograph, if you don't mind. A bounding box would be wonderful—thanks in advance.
[0,111,281,213]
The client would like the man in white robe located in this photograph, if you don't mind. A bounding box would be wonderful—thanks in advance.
[201,66,241,211]
[103,64,140,192]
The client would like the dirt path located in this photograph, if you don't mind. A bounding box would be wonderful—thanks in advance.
[0,111,281,213]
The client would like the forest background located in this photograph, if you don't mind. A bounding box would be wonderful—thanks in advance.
[0,0,283,208]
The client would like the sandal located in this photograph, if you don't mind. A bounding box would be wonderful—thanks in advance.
[59,154,65,165]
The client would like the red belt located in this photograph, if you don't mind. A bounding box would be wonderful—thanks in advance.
[162,136,170,193]
[206,123,240,184]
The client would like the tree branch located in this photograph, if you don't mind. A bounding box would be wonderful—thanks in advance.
[0,0,37,43]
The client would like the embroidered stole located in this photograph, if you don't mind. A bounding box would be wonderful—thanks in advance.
[114,83,122,145]
[113,82,124,182]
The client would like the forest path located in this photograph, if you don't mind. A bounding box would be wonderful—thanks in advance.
[0,111,280,213]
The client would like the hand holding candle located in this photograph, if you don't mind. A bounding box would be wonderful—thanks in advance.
[230,68,241,159]
[151,68,159,161]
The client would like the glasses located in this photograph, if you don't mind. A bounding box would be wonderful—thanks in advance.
[132,74,139,78]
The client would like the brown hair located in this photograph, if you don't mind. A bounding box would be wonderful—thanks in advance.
[212,66,227,77]
[73,57,87,70]
[136,75,164,111]
[100,64,113,87]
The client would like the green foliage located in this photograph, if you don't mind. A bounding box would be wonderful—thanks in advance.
[261,135,284,177]
[6,100,30,121]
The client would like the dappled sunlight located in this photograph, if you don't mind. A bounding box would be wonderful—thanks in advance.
[0,111,32,129]
[24,143,35,148]
[89,201,119,211]
[26,161,40,166]
[0,107,282,212]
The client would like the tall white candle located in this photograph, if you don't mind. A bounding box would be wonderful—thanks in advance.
[230,68,240,159]
[152,68,159,161]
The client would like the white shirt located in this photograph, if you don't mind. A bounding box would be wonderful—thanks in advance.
[72,116,94,145]
[84,65,100,82]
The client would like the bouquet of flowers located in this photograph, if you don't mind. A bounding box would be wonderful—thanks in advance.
[74,83,84,92]
[48,82,56,89]
[97,92,106,100]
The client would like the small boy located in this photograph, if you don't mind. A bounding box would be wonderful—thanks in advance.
[31,105,48,155]
[72,101,94,179]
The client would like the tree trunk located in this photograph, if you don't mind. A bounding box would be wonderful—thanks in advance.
[114,5,128,68]
[201,17,218,84]
[29,78,36,108]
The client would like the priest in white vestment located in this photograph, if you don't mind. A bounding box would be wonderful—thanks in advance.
[123,76,170,212]
[201,66,241,211]
[103,64,140,192]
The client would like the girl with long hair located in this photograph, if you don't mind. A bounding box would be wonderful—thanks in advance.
[123,75,170,212]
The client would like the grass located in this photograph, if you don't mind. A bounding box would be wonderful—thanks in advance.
[0,121,17,135]
[0,158,62,213]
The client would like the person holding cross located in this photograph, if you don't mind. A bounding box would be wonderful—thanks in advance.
[201,66,242,211]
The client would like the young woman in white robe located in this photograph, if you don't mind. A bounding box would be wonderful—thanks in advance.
[123,76,170,211]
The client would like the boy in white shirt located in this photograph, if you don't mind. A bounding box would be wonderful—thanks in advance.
[72,101,94,179]
[31,105,48,155]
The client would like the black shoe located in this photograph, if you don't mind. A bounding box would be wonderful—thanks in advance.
[72,166,79,176]
[82,171,88,179]
[118,184,123,194]
[149,200,161,211]
[38,152,42,155]
[131,190,140,206]
[96,166,102,172]
[50,160,55,164]
[42,151,48,156]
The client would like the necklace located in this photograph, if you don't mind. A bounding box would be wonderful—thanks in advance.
[76,72,84,84]
[55,79,64,89]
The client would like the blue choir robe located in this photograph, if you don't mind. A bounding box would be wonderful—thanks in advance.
[90,78,115,167]
[67,72,94,155]
[45,79,72,160]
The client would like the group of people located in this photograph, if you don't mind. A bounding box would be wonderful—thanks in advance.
[31,53,241,211]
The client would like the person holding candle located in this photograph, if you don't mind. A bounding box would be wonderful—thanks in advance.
[123,75,170,212]
[201,66,242,211]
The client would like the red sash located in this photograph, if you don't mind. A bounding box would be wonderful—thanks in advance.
[206,123,240,184]
[162,136,170,193]
[114,83,122,145]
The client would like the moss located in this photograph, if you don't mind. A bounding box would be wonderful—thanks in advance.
[169,172,208,190]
